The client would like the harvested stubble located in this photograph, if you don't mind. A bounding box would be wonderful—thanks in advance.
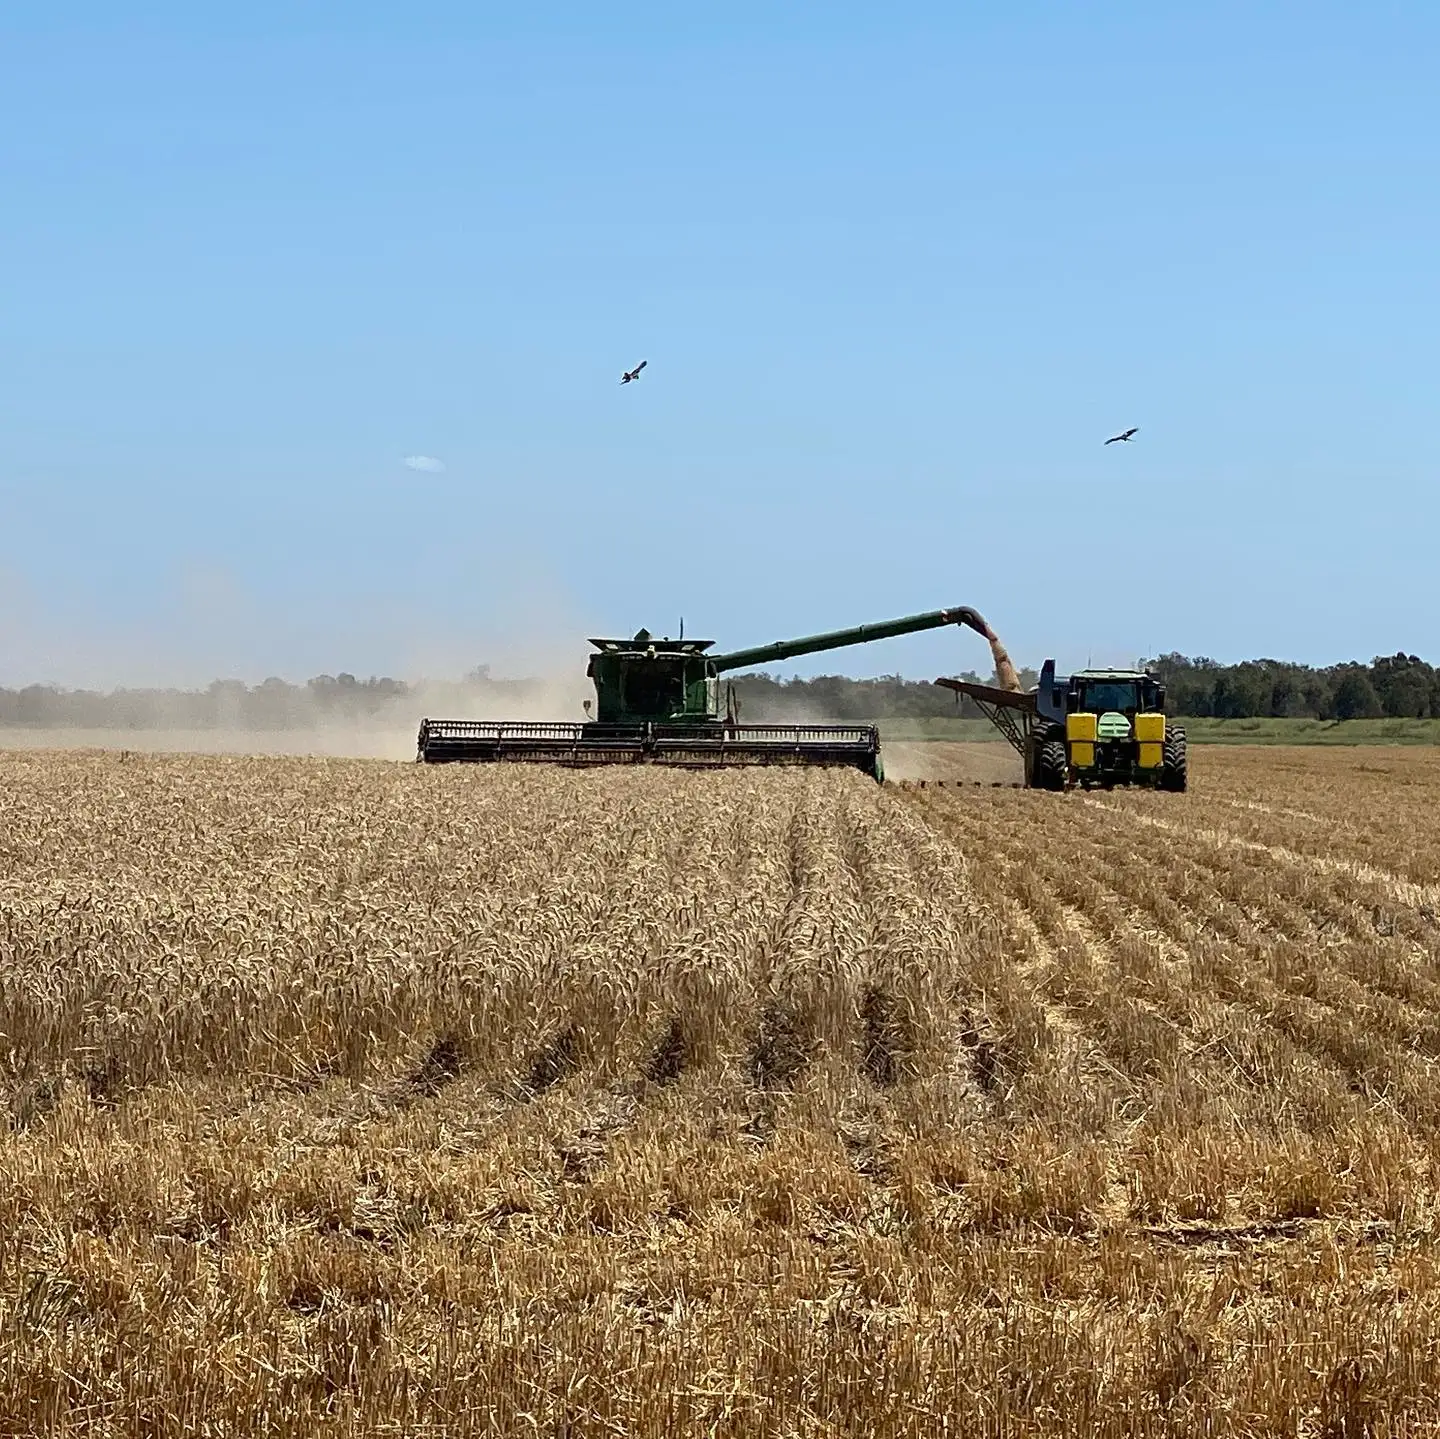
[3,745,1440,1435]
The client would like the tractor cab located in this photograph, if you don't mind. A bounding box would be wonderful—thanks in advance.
[1071,670,1166,718]
[1037,662,1165,724]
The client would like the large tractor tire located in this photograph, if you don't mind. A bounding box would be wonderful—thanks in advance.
[1036,733,1069,792]
[1160,724,1188,792]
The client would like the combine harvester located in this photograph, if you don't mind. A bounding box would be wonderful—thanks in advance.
[418,606,995,782]
[936,658,1187,793]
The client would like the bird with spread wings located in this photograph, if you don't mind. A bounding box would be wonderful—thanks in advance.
[1105,427,1139,445]
[620,361,648,384]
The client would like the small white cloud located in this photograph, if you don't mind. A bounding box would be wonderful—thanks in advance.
[402,455,446,473]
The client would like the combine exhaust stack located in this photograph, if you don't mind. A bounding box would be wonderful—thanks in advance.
[419,605,996,782]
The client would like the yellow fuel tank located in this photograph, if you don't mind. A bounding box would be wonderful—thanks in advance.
[1067,712,1097,768]
[1134,713,1166,742]
[1135,711,1165,768]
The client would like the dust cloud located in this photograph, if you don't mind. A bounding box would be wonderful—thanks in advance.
[0,577,1027,763]
[881,741,1023,785]
[0,673,596,763]
[0,567,600,762]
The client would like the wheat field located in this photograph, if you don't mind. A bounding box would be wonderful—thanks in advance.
[3,744,1440,1436]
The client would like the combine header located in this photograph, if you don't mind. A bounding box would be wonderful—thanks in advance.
[936,660,1187,792]
[418,606,993,782]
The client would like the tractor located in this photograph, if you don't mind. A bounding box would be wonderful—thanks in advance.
[936,660,1187,792]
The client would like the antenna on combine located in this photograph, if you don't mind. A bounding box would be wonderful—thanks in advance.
[680,616,684,640]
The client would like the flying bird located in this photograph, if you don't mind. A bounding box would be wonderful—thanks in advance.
[1104,427,1139,445]
[620,361,648,384]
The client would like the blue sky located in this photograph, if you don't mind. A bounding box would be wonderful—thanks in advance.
[2,1,1437,687]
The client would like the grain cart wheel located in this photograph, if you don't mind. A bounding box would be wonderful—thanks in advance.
[1037,733,1069,791]
[1160,724,1188,792]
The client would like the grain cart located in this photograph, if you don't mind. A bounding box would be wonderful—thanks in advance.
[935,660,1187,792]
[418,606,993,782]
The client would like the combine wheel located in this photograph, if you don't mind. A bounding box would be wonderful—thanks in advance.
[1160,724,1188,792]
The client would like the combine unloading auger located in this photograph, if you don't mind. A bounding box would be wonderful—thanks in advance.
[418,606,995,782]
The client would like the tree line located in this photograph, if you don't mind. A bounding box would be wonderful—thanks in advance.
[737,652,1440,721]
[0,673,422,730]
[728,669,1037,721]
[0,652,1434,727]
[1145,652,1440,721]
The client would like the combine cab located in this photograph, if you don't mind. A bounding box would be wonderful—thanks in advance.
[419,606,996,782]
[936,661,1187,793]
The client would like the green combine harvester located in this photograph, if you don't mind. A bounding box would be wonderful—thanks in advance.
[418,606,992,781]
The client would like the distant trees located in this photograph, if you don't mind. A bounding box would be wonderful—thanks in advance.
[0,653,1433,728]
[740,654,1440,722]
[730,667,1039,723]
[0,673,415,730]
[1369,653,1434,718]
[1146,652,1440,721]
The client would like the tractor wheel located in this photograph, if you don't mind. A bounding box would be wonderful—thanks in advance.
[1037,734,1069,792]
[1160,724,1187,792]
